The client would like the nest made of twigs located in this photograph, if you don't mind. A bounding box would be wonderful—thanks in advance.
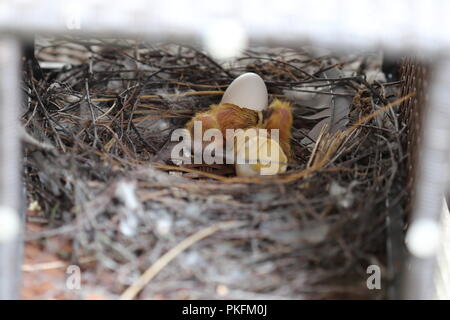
[22,37,405,299]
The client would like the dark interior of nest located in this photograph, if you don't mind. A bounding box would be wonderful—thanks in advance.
[22,37,405,299]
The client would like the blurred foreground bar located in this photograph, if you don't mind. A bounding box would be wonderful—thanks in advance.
[0,37,22,299]
[1,0,450,54]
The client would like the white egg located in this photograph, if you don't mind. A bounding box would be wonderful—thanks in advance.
[221,73,268,112]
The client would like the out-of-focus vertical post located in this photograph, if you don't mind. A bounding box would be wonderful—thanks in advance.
[402,58,450,299]
[0,37,22,300]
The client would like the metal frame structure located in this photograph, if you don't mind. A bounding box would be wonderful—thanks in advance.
[0,0,449,299]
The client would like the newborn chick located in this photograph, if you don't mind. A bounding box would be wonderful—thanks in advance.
[234,99,293,177]
[184,99,293,177]
[263,99,293,157]
[234,127,288,177]
[185,103,260,146]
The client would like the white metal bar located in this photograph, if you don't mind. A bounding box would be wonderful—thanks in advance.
[436,198,450,299]
[0,0,450,54]
[0,37,22,300]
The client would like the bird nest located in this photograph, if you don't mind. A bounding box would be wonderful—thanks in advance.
[22,37,406,299]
